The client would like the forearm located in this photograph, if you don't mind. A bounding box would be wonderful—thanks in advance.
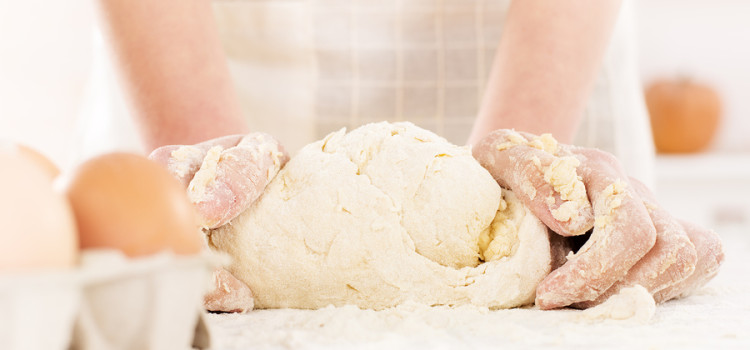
[96,0,248,150]
[469,0,622,145]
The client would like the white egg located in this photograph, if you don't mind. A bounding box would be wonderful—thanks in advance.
[0,145,78,272]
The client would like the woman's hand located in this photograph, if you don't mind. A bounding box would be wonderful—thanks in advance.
[149,133,289,229]
[473,129,724,309]
[149,132,289,313]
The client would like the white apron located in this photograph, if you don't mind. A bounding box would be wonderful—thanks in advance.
[75,0,655,186]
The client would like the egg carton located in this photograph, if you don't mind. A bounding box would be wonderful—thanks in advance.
[0,251,214,350]
[0,270,80,350]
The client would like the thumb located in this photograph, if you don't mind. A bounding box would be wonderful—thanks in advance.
[186,133,289,229]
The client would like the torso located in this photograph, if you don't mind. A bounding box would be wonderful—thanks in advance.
[79,0,654,184]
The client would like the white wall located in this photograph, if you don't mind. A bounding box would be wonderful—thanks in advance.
[635,0,750,152]
[0,0,95,168]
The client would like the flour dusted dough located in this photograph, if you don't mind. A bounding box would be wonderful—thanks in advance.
[207,122,551,310]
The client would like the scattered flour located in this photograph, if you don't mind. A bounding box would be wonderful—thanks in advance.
[579,285,656,322]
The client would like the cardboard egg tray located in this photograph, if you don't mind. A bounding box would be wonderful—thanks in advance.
[0,250,214,350]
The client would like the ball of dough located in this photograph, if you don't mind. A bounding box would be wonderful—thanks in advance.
[208,122,551,310]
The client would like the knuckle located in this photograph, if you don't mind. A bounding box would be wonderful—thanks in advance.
[147,146,176,164]
[704,230,725,266]
[635,222,658,251]
[587,148,620,166]
[670,237,699,278]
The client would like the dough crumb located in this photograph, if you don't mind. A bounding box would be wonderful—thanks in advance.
[169,145,205,178]
[544,156,587,222]
[188,145,223,204]
[527,134,558,154]
[579,285,655,323]
[495,131,558,155]
[478,191,524,262]
[594,180,628,230]
[495,131,528,151]
[520,180,537,200]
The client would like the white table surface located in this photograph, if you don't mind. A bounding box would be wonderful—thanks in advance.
[654,153,750,229]
[205,225,750,350]
[202,152,750,349]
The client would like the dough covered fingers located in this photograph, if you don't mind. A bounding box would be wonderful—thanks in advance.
[149,132,289,229]
[473,129,594,237]
[572,178,698,308]
[186,133,289,229]
[535,148,656,309]
[654,219,725,302]
[149,134,245,188]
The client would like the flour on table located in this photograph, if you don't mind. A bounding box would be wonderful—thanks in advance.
[579,285,656,322]
[208,122,552,310]
[207,223,750,349]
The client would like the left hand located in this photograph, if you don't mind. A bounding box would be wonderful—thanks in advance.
[473,129,724,309]
[149,132,289,313]
[149,133,289,229]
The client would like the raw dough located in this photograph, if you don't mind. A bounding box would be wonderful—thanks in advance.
[207,122,552,310]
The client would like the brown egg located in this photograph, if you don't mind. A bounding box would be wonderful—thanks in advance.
[63,153,202,257]
[0,147,78,272]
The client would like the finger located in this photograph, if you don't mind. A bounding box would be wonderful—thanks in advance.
[148,135,246,188]
[204,268,254,313]
[535,149,656,309]
[572,178,698,308]
[473,130,594,236]
[188,133,289,228]
[653,219,725,302]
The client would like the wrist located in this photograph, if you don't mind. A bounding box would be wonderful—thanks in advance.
[140,110,250,152]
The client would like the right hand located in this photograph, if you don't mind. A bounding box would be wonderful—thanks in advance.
[473,129,724,309]
[149,132,289,313]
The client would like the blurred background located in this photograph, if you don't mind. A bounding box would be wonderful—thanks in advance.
[1,0,748,232]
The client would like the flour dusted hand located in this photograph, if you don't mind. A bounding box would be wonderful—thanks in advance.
[149,133,289,229]
[149,132,289,313]
[473,130,724,309]
[571,178,697,308]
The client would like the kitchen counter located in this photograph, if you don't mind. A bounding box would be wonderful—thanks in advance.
[200,152,750,349]
[654,152,750,230]
[205,226,749,349]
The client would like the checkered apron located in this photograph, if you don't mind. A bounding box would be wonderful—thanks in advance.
[212,0,654,184]
[77,0,654,184]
